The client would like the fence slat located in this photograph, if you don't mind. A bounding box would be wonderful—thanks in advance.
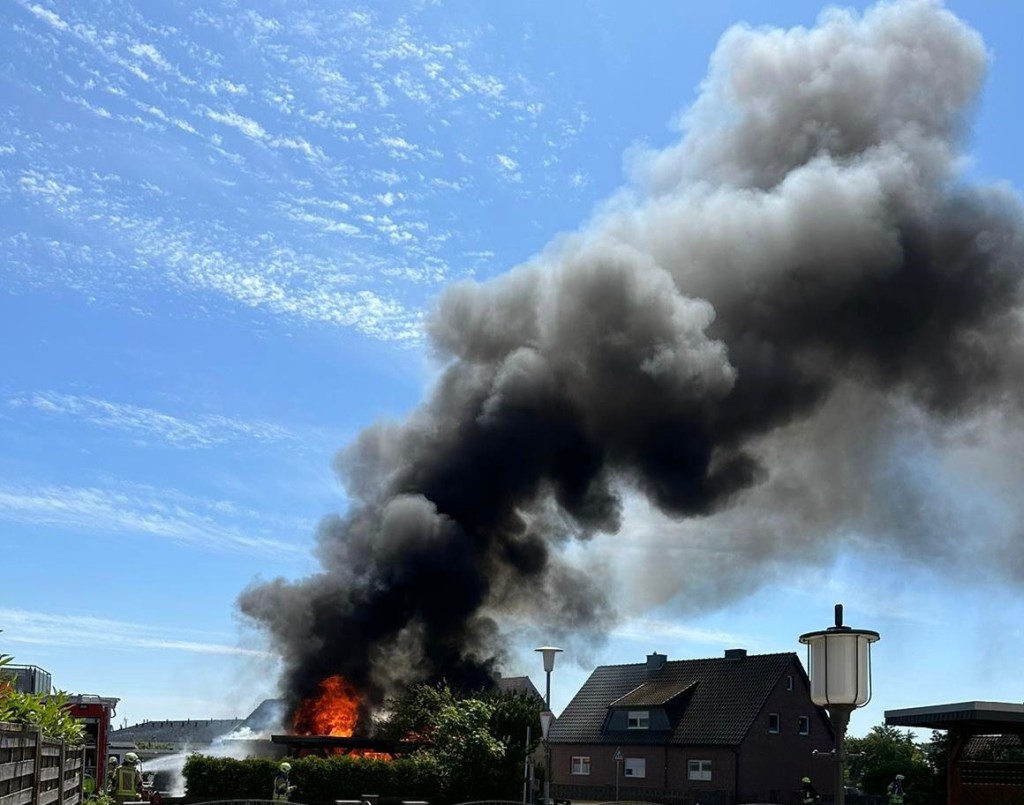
[0,735,37,751]
[0,789,34,805]
[0,725,83,805]
[0,759,35,783]
[31,728,44,805]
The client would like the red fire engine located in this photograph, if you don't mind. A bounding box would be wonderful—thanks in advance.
[66,694,120,793]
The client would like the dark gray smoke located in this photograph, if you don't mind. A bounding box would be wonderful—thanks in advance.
[239,0,1024,723]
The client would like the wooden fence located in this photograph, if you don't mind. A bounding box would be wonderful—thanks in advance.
[0,723,86,805]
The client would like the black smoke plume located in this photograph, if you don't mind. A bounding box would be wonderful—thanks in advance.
[239,0,1024,725]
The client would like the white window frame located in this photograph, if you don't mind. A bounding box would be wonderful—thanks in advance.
[627,710,650,730]
[768,712,780,733]
[688,760,712,782]
[570,756,591,775]
[623,758,646,778]
[799,716,810,735]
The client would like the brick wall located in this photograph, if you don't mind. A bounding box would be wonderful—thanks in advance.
[735,657,834,803]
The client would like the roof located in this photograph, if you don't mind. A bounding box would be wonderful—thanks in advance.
[237,699,286,733]
[886,702,1024,734]
[109,699,283,744]
[109,718,243,744]
[611,679,697,708]
[496,675,542,699]
[549,652,799,747]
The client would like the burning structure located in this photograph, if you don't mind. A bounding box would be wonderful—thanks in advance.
[240,0,1024,732]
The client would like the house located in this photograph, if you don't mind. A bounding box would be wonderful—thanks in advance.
[548,649,834,804]
[109,716,245,753]
[496,673,544,701]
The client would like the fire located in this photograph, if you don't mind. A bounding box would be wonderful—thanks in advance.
[292,675,359,737]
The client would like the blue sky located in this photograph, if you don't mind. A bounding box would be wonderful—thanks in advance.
[3,0,1024,737]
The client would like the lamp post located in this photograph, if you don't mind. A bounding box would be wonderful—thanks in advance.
[535,646,563,805]
[799,604,879,805]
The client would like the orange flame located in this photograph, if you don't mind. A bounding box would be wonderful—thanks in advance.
[292,675,360,737]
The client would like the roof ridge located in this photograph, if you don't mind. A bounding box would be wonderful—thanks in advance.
[599,650,797,670]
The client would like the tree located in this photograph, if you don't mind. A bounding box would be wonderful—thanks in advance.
[374,681,459,743]
[919,731,948,805]
[375,682,542,802]
[846,724,935,800]
[486,691,544,796]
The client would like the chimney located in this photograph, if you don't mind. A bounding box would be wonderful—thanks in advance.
[724,648,747,660]
[646,652,667,672]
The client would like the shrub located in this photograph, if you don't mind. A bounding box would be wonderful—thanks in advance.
[0,654,85,745]
[183,754,442,804]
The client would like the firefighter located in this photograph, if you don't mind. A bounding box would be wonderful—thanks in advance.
[272,762,296,802]
[800,776,821,804]
[113,752,144,803]
[887,773,906,804]
[105,755,120,794]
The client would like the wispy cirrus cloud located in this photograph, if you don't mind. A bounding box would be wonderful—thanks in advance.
[2,0,601,341]
[612,617,752,648]
[8,391,298,450]
[0,480,309,556]
[0,607,273,657]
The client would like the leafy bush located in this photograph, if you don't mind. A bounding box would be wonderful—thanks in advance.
[0,654,85,745]
[374,683,540,802]
[183,754,442,804]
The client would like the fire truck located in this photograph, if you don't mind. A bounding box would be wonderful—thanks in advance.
[66,694,120,794]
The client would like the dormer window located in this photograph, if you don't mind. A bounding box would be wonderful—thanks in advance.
[627,710,650,729]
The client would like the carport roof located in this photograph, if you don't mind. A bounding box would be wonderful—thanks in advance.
[886,701,1024,733]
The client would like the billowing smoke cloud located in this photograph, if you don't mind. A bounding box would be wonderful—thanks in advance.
[239,0,1023,723]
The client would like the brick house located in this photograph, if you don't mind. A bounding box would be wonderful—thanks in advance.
[548,649,834,804]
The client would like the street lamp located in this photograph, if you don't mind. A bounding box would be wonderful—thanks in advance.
[535,646,563,805]
[799,604,879,805]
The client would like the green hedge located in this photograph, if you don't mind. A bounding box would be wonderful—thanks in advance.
[183,754,442,804]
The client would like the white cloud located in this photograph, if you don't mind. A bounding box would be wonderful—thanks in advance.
[612,617,751,648]
[206,108,267,140]
[8,391,298,449]
[0,481,302,556]
[128,43,172,72]
[0,608,272,657]
[23,3,68,31]
[207,78,249,96]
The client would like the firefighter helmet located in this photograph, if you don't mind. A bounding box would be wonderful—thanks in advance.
[896,774,905,780]
[279,762,292,773]
[802,777,811,784]
[125,753,139,764]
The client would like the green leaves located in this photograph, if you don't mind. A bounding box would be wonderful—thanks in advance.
[375,682,542,803]
[846,723,940,799]
[0,653,85,745]
[182,754,442,802]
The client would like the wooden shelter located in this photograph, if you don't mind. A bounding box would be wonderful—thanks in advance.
[886,701,1024,805]
[270,735,422,759]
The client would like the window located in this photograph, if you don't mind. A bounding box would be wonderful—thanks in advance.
[786,675,794,691]
[623,758,646,778]
[627,710,650,730]
[768,713,780,733]
[799,716,810,735]
[570,756,591,776]
[688,760,712,782]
